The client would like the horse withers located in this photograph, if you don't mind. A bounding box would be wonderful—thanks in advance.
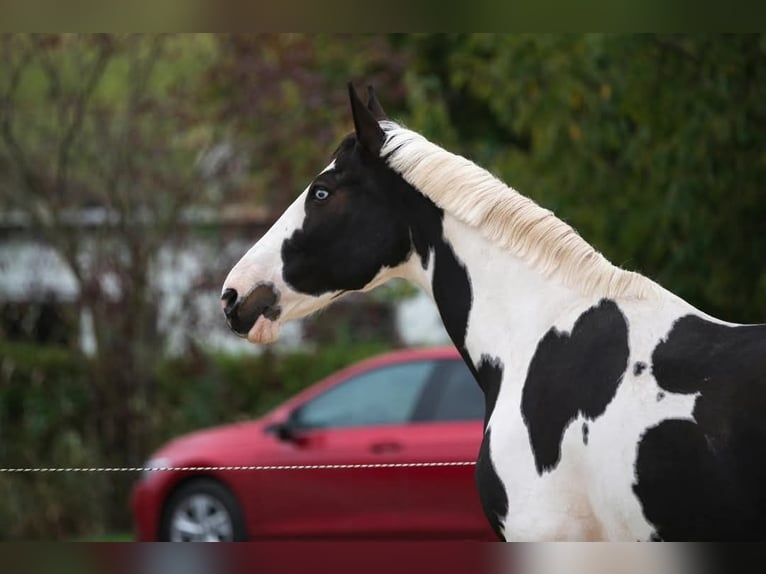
[221,84,766,541]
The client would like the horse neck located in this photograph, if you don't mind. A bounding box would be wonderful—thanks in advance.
[403,213,593,365]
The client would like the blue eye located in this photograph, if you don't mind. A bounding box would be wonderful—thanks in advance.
[312,187,330,201]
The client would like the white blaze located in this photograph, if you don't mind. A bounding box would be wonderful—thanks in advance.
[222,162,338,344]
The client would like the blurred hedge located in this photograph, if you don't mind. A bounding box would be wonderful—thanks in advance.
[0,340,391,539]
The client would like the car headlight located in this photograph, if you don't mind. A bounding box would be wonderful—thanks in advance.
[141,457,171,481]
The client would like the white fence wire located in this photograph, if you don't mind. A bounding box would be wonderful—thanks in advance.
[0,461,476,473]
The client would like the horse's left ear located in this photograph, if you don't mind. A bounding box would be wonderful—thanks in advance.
[348,82,385,155]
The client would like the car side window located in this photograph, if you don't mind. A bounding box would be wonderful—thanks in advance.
[416,359,485,422]
[292,361,437,430]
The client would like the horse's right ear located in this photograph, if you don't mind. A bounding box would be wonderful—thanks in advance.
[348,82,385,155]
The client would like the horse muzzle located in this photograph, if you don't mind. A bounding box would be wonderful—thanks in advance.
[221,282,282,338]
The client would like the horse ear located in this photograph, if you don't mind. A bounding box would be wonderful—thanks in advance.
[348,82,385,155]
[366,86,387,120]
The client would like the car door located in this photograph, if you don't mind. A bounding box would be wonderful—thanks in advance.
[396,359,496,540]
[250,359,439,539]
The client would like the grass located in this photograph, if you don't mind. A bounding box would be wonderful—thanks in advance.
[74,532,133,542]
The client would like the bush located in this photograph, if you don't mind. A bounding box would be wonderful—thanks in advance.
[150,340,391,447]
[0,340,395,539]
[0,342,108,539]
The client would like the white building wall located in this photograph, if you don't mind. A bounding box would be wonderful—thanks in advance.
[395,290,450,347]
[0,237,450,354]
[0,240,79,302]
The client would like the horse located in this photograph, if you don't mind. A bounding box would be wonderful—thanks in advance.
[221,84,766,541]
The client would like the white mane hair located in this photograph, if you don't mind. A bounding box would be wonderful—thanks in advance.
[380,121,657,300]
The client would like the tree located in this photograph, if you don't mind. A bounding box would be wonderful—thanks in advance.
[206,34,409,212]
[0,34,219,475]
[400,34,766,322]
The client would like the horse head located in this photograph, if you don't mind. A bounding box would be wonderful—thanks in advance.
[221,85,417,343]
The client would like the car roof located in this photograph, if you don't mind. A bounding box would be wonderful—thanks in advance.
[353,345,460,366]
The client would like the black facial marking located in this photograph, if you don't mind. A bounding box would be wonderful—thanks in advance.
[475,427,508,541]
[281,135,412,296]
[582,422,589,446]
[521,299,629,475]
[282,117,475,368]
[633,362,647,376]
[633,315,766,541]
[280,129,476,357]
[656,391,665,402]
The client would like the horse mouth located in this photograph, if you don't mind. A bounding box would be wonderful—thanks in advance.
[225,282,282,337]
[245,313,282,344]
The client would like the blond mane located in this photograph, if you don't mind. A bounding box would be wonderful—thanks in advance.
[380,122,656,299]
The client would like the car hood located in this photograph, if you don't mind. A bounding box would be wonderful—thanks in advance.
[150,419,268,461]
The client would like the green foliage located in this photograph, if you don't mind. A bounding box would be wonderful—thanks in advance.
[206,34,410,209]
[0,342,91,467]
[206,34,765,321]
[0,343,107,539]
[0,33,229,474]
[2,33,765,541]
[150,340,391,449]
[401,34,766,322]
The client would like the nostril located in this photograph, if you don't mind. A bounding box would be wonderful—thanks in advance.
[221,288,239,317]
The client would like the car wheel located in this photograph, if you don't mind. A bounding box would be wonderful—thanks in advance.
[160,478,247,542]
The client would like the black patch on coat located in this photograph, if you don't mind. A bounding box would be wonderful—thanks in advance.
[656,391,665,402]
[633,362,647,376]
[398,167,473,356]
[582,422,589,446]
[633,315,766,541]
[475,355,503,427]
[470,357,508,539]
[476,428,508,541]
[521,299,630,475]
[396,162,510,541]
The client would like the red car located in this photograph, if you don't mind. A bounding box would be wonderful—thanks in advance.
[131,346,495,541]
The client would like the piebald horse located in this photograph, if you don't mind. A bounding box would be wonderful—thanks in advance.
[222,85,766,541]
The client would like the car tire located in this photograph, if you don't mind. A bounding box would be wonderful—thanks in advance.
[160,477,248,542]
